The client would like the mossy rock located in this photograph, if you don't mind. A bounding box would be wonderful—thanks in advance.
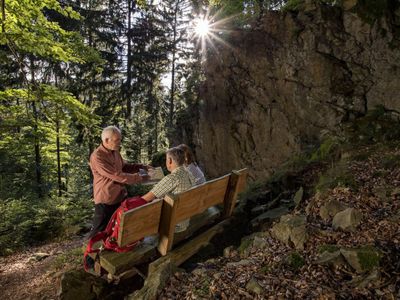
[316,163,358,193]
[340,246,381,273]
[318,244,340,254]
[271,214,308,250]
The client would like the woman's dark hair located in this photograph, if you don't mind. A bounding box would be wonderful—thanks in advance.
[177,144,195,165]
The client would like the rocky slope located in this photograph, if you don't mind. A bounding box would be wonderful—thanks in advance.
[189,1,400,180]
[160,135,400,299]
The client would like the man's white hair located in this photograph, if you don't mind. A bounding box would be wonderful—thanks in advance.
[101,126,121,142]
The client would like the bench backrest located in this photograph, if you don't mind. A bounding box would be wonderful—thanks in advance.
[157,168,248,255]
[118,199,163,247]
[117,168,248,253]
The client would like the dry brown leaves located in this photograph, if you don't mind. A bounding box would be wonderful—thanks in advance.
[160,145,400,299]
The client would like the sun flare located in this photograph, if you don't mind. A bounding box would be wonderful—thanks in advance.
[194,18,210,36]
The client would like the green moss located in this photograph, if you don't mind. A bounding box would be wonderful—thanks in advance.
[287,251,305,270]
[259,265,270,274]
[283,0,304,11]
[238,237,253,255]
[316,162,358,192]
[310,137,341,163]
[381,154,400,170]
[318,244,339,254]
[357,246,381,271]
[52,247,83,270]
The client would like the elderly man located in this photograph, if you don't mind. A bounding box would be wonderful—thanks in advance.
[142,146,193,232]
[88,126,150,238]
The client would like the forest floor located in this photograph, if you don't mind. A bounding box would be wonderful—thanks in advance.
[159,143,400,299]
[1,142,400,300]
[0,237,84,300]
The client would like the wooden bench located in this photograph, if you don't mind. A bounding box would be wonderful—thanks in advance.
[89,168,248,278]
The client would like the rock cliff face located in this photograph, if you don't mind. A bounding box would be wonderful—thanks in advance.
[192,3,400,180]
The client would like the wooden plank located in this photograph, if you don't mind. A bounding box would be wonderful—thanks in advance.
[99,243,157,275]
[222,168,248,219]
[173,206,221,245]
[157,195,179,256]
[118,199,163,247]
[174,175,230,223]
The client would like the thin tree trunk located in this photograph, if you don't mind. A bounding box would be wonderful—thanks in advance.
[1,0,5,33]
[169,1,179,129]
[56,120,62,197]
[30,58,42,198]
[125,0,133,120]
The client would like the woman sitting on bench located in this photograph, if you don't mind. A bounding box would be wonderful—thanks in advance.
[178,144,206,186]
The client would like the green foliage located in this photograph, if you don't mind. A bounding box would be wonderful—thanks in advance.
[151,150,167,170]
[0,0,99,63]
[282,0,304,11]
[344,105,400,145]
[126,184,153,197]
[286,251,305,270]
[316,161,357,192]
[0,198,62,255]
[309,137,341,163]
[318,244,340,253]
[380,154,400,170]
[259,265,270,274]
[355,0,394,24]
[51,246,83,270]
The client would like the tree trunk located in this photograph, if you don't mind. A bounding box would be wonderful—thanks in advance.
[56,120,62,197]
[168,1,179,129]
[30,58,42,198]
[1,0,5,33]
[125,0,134,120]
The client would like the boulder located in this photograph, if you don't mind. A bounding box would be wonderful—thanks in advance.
[315,250,345,268]
[320,200,347,220]
[30,252,50,262]
[340,247,381,274]
[251,206,290,228]
[293,187,304,208]
[246,277,263,295]
[58,270,105,300]
[332,208,362,232]
[271,214,308,250]
[343,0,358,11]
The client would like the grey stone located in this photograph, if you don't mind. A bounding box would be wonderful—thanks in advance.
[223,246,235,258]
[246,277,263,295]
[271,214,308,250]
[58,270,100,300]
[320,200,347,220]
[227,259,253,267]
[332,208,362,232]
[186,2,400,184]
[350,269,380,288]
[342,0,358,10]
[30,252,50,262]
[315,250,345,267]
[293,187,304,208]
[251,206,290,228]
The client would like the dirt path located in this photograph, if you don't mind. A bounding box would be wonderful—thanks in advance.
[0,237,85,300]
